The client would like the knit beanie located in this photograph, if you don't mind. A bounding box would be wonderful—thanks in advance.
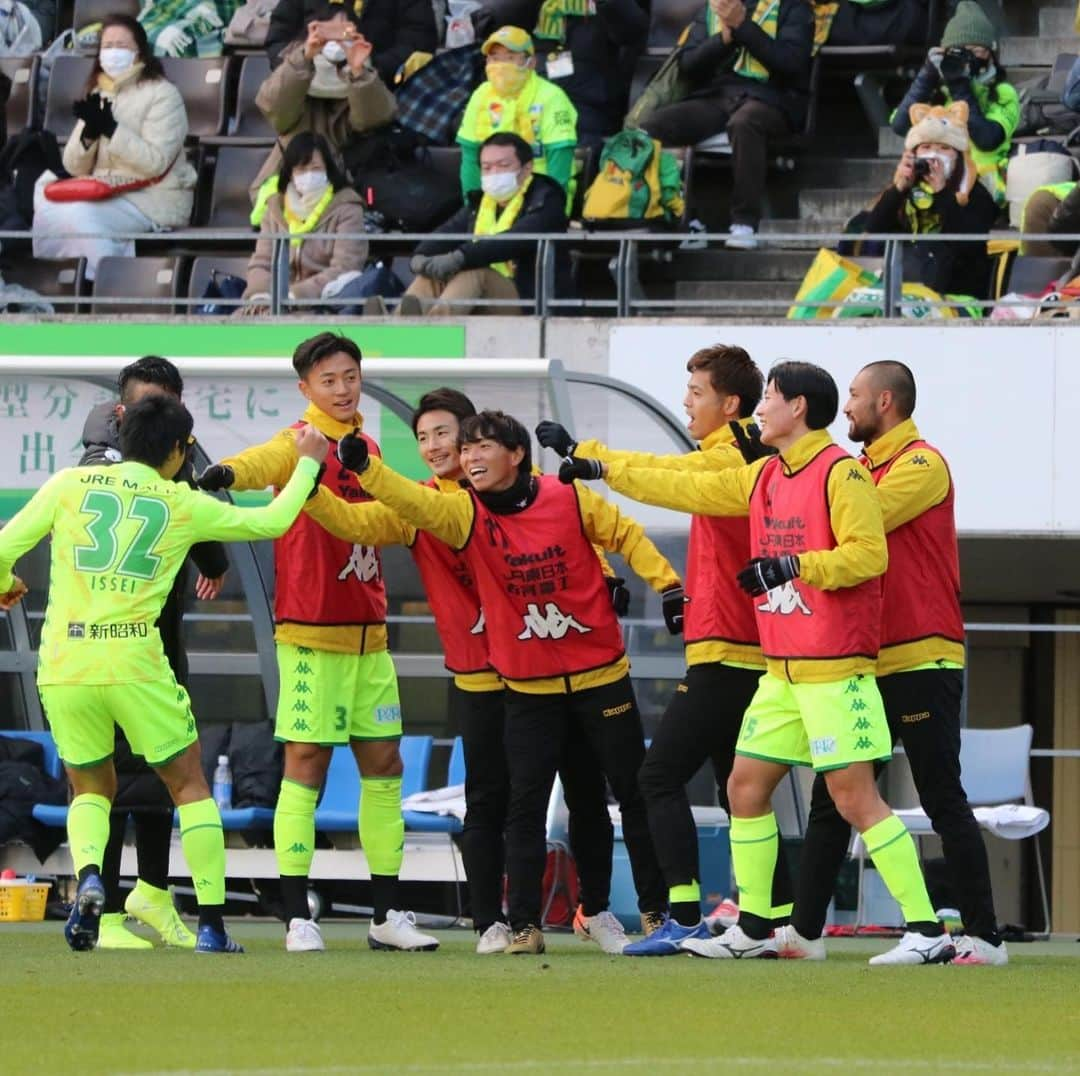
[940,1,997,51]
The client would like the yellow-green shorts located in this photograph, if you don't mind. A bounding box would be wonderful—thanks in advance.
[40,676,197,769]
[275,644,402,745]
[736,672,893,772]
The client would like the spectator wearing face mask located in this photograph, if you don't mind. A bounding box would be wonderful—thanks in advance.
[456,26,577,201]
[891,0,1018,206]
[239,132,367,316]
[383,132,567,317]
[868,101,997,304]
[249,8,396,201]
[32,13,197,278]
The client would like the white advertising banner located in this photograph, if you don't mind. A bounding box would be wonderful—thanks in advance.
[610,323,1078,535]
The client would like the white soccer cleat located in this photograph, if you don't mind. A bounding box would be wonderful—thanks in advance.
[367,909,440,951]
[774,924,826,961]
[476,922,512,955]
[705,898,740,934]
[574,909,629,954]
[681,922,778,959]
[952,935,1008,966]
[868,930,956,966]
[285,917,325,952]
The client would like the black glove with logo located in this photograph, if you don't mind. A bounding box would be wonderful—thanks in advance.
[536,420,577,458]
[196,463,234,491]
[729,420,776,463]
[736,555,799,597]
[337,430,370,473]
[605,575,630,617]
[558,457,603,484]
[661,583,684,635]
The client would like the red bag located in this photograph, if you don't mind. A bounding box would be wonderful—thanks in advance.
[44,155,179,203]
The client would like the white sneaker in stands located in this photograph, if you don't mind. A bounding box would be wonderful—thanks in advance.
[725,223,759,250]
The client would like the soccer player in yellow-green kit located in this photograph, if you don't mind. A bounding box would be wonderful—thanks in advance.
[0,394,328,952]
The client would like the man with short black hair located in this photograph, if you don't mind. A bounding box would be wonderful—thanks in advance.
[568,361,952,966]
[777,360,1005,966]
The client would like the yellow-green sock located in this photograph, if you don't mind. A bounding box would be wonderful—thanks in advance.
[274,779,318,878]
[177,798,226,906]
[360,776,404,877]
[730,813,779,920]
[67,793,111,875]
[863,814,936,925]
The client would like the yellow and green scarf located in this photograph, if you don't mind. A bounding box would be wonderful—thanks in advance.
[534,0,593,45]
[474,175,533,277]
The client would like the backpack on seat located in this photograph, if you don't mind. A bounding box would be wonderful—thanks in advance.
[581,128,685,226]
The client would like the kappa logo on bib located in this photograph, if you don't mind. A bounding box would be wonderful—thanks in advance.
[469,610,485,635]
[516,602,590,641]
[756,581,812,617]
[338,544,380,583]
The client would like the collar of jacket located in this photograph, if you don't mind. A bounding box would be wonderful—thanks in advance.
[698,415,756,452]
[861,417,922,470]
[97,62,145,96]
[778,428,834,475]
[474,471,538,514]
[302,401,364,441]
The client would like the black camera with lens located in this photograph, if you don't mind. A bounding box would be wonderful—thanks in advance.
[912,157,931,181]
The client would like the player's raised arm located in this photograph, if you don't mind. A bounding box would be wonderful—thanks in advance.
[304,486,415,546]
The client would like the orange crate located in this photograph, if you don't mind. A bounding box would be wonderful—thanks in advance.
[0,882,52,921]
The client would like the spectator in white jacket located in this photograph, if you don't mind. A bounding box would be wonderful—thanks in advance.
[33,14,196,278]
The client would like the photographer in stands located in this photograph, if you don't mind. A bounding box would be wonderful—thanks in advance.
[890,1,1018,206]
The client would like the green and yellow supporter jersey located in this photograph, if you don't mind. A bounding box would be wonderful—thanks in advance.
[0,456,320,687]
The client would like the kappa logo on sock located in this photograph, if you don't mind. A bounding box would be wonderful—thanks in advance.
[196,878,211,889]
[286,842,309,854]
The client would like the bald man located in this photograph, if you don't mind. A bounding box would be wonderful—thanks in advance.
[777,361,1005,966]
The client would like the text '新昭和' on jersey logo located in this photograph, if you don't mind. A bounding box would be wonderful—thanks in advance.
[756,583,812,616]
[337,544,380,583]
[517,602,591,641]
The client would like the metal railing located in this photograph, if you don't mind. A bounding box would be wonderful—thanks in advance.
[5,227,1078,318]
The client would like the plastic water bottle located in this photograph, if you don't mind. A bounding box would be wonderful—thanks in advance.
[212,755,232,811]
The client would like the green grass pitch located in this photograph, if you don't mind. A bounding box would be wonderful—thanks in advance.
[2,922,1078,1074]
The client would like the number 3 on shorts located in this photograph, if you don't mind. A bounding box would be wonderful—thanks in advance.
[334,705,347,732]
[75,491,170,579]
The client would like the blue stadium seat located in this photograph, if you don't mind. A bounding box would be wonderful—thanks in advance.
[448,737,465,786]
[217,806,275,829]
[0,730,63,779]
[402,736,462,835]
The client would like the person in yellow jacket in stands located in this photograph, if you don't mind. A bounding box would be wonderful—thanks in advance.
[456,26,578,200]
[562,360,953,967]
[331,409,685,955]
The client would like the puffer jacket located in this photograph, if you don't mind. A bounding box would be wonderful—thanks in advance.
[243,187,367,299]
[249,42,396,198]
[62,66,196,228]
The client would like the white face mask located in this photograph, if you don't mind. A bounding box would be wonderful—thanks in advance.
[916,149,956,180]
[291,169,329,197]
[481,170,520,200]
[99,47,136,78]
[321,40,347,65]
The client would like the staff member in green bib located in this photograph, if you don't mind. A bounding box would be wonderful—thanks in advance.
[456,26,578,199]
[637,0,813,251]
[393,132,568,316]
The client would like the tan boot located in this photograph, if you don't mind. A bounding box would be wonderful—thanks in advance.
[640,910,667,937]
[504,924,545,955]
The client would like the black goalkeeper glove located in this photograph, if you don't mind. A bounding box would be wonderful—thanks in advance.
[605,575,630,617]
[661,583,684,635]
[558,457,603,484]
[337,430,370,473]
[196,463,234,491]
[729,420,776,463]
[536,420,577,458]
[736,555,799,597]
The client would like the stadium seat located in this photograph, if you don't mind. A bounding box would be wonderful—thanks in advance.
[0,55,37,141]
[91,255,182,315]
[447,736,465,786]
[0,729,63,779]
[402,736,462,834]
[424,145,463,205]
[0,258,86,313]
[42,54,95,143]
[645,0,699,52]
[1005,256,1075,297]
[185,254,251,313]
[72,0,139,34]
[161,57,232,141]
[202,145,267,228]
[202,54,274,146]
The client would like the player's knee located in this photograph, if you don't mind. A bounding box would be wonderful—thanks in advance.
[727,770,767,817]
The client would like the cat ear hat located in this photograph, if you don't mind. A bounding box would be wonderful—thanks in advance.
[905,100,977,205]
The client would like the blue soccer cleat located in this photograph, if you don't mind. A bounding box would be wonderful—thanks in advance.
[64,872,106,952]
[194,924,245,954]
[623,917,711,956]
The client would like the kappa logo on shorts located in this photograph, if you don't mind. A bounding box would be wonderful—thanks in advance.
[517,602,590,641]
[810,736,837,757]
[67,623,85,638]
[292,700,312,713]
[850,698,869,712]
[852,716,872,731]
[294,681,312,695]
[853,736,875,751]
[292,719,313,733]
[756,582,812,617]
[295,661,314,675]
[375,704,401,725]
[470,610,486,635]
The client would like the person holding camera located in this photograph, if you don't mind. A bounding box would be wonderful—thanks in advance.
[890,1,1018,206]
[869,100,997,306]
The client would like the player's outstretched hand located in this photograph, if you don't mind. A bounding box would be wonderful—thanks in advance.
[558,457,602,484]
[294,422,329,463]
[605,575,630,617]
[661,583,684,634]
[736,555,799,597]
[0,575,28,610]
[536,420,577,457]
[337,430,370,473]
[729,420,776,463]
[196,463,234,491]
